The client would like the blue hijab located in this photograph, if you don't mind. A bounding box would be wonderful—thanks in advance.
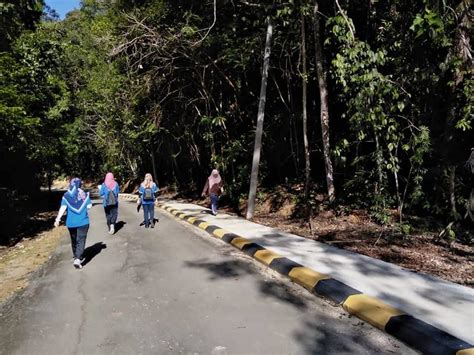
[63,178,89,214]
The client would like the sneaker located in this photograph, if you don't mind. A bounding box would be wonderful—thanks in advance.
[109,224,115,234]
[150,223,154,229]
[73,258,82,269]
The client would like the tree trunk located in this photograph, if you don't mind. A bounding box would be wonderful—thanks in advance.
[443,1,471,216]
[449,166,457,214]
[301,11,311,198]
[374,130,383,196]
[313,2,335,202]
[246,17,273,220]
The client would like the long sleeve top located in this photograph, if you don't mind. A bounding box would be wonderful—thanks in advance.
[202,179,223,196]
[99,183,120,207]
[139,183,159,205]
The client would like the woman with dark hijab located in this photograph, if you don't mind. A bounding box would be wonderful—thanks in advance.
[54,178,92,269]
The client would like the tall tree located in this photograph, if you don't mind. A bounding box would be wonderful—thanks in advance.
[301,6,311,198]
[313,1,335,202]
[247,16,273,220]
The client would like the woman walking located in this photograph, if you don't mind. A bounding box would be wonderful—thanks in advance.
[54,178,92,269]
[99,172,119,234]
[202,169,224,215]
[138,173,159,228]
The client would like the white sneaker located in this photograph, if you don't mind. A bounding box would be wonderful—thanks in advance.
[109,224,115,234]
[73,258,82,269]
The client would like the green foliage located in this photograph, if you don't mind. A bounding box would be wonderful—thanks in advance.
[1,0,472,240]
[398,222,412,235]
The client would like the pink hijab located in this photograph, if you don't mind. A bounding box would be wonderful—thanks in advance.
[208,169,222,190]
[104,172,117,190]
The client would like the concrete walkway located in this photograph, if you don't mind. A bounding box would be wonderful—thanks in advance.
[160,200,474,345]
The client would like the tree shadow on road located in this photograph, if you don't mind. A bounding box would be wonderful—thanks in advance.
[184,256,411,353]
[82,242,107,267]
[185,258,254,280]
[184,257,307,310]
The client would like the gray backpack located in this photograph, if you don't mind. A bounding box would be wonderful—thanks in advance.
[106,189,117,206]
[143,187,154,201]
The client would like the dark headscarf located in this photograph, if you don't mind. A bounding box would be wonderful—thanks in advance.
[63,178,89,213]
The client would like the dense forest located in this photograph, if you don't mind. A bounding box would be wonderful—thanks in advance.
[0,0,472,244]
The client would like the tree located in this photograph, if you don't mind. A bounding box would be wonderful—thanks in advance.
[314,1,335,202]
[247,16,273,220]
[301,5,311,198]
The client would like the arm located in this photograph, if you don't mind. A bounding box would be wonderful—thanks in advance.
[54,205,67,227]
[98,184,105,197]
[138,186,144,202]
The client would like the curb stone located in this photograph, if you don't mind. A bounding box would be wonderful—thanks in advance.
[119,194,474,355]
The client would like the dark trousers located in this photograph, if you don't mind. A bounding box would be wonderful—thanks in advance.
[143,203,154,227]
[104,205,118,227]
[68,225,89,259]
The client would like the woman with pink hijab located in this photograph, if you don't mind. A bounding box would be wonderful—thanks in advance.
[98,172,120,234]
[201,169,224,215]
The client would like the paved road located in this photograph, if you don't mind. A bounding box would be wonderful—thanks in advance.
[0,199,416,354]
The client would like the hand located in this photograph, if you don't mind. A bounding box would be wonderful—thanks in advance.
[54,220,60,228]
[201,193,206,198]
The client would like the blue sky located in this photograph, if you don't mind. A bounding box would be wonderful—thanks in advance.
[45,0,81,19]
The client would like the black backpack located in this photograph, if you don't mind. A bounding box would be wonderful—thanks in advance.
[143,187,154,201]
[106,189,117,206]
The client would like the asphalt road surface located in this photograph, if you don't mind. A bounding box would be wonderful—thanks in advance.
[0,198,416,354]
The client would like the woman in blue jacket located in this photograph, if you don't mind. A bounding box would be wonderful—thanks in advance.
[54,178,92,269]
[138,173,159,228]
[98,172,120,234]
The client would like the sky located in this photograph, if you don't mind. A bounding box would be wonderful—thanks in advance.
[45,0,81,19]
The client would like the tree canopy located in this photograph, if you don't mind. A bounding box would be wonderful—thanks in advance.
[0,0,472,241]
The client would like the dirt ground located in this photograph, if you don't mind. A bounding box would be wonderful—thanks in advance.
[0,224,64,303]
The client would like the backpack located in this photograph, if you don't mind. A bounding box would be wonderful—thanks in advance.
[143,187,154,201]
[106,189,117,206]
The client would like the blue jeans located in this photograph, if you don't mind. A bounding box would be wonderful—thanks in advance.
[210,194,219,214]
[68,225,89,259]
[104,205,118,227]
[143,203,154,227]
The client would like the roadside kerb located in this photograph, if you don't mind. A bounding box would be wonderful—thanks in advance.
[119,194,473,355]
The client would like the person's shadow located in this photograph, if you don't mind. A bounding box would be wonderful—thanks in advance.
[139,218,159,227]
[82,242,107,267]
[115,221,126,233]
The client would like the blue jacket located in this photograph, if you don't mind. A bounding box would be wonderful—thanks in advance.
[61,194,92,228]
[139,183,158,205]
[99,184,120,207]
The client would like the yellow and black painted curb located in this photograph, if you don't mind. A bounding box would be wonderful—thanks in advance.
[119,195,473,355]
